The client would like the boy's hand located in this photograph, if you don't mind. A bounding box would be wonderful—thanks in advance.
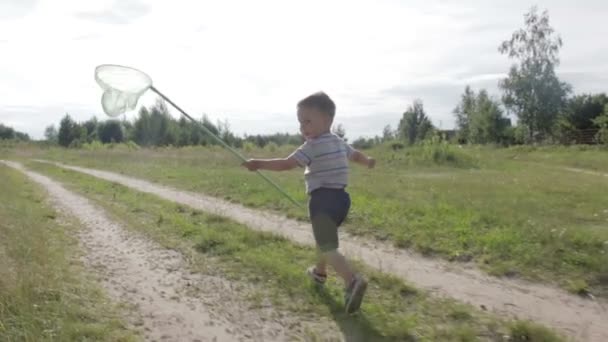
[351,150,376,169]
[242,159,260,171]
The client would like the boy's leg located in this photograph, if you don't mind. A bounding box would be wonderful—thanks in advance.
[315,250,328,274]
[311,215,367,312]
[324,250,354,286]
[309,188,357,285]
[307,249,328,285]
[323,248,367,313]
[308,195,329,284]
[309,189,367,312]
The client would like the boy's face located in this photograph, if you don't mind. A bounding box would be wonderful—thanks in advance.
[297,106,332,140]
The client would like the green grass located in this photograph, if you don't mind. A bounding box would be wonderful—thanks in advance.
[27,160,564,341]
[0,164,136,341]
[493,144,608,171]
[24,142,608,297]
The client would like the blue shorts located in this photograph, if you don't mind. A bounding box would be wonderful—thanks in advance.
[308,188,351,252]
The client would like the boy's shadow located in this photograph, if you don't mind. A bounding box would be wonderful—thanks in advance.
[312,286,413,342]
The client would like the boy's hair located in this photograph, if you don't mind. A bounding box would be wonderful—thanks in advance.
[297,91,336,119]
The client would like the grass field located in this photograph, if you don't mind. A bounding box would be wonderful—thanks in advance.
[25,160,563,341]
[19,142,608,298]
[0,163,136,341]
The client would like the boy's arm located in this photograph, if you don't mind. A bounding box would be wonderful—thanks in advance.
[243,141,310,172]
[242,157,299,172]
[350,149,376,169]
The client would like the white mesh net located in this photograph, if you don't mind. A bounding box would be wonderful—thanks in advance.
[94,64,153,117]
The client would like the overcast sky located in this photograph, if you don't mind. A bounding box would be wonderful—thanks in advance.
[1,0,607,140]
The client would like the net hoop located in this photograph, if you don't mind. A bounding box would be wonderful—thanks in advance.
[94,64,153,117]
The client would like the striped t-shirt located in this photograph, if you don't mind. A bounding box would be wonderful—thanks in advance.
[289,132,354,194]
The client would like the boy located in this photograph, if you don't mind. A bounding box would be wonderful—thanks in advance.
[242,91,375,313]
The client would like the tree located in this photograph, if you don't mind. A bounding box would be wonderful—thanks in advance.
[0,124,29,141]
[562,93,608,130]
[44,124,58,142]
[58,114,85,147]
[83,117,99,142]
[97,120,124,143]
[0,124,15,140]
[593,104,608,144]
[217,119,240,147]
[499,7,571,142]
[453,86,476,143]
[382,124,394,141]
[121,119,134,141]
[398,100,434,145]
[132,101,177,146]
[58,115,72,146]
[177,117,192,146]
[133,107,153,146]
[553,93,608,143]
[132,101,239,147]
[453,87,512,144]
[468,90,512,144]
[15,132,30,141]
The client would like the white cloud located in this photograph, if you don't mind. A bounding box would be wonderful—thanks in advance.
[0,0,607,139]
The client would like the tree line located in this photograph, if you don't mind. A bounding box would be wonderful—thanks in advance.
[0,124,30,141]
[42,100,302,149]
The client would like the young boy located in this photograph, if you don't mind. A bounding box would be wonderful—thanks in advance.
[241,91,375,313]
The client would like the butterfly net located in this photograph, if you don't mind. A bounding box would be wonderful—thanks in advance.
[94,64,153,117]
[93,64,302,208]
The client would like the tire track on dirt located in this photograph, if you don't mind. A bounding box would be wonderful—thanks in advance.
[34,160,608,342]
[4,161,342,342]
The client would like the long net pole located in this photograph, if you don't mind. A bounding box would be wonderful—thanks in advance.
[149,86,302,208]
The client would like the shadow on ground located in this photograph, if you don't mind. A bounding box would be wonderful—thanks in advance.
[312,285,417,342]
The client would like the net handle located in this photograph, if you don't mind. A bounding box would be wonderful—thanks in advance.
[149,86,303,209]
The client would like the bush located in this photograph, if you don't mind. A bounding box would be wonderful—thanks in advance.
[399,134,477,168]
[351,137,375,150]
[513,125,531,145]
[421,134,458,164]
[422,135,456,164]
[68,139,84,149]
[242,141,257,153]
[593,112,608,144]
[265,142,278,152]
[390,141,405,150]
[125,141,140,150]
[82,140,104,150]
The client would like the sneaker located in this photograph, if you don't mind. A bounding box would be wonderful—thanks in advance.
[306,266,327,285]
[344,275,368,314]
